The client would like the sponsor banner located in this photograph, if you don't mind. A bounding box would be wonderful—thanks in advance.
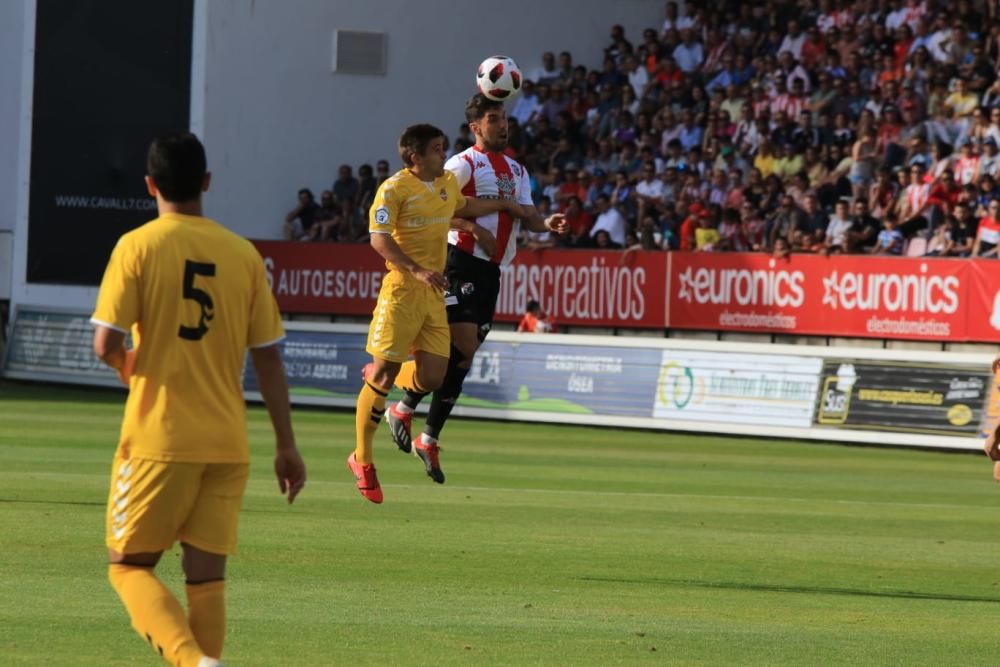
[669,253,974,341]
[815,361,990,435]
[461,342,663,416]
[3,307,120,384]
[494,249,667,328]
[243,330,371,398]
[243,328,663,416]
[965,260,1000,343]
[652,350,823,427]
[254,241,386,316]
[253,243,668,328]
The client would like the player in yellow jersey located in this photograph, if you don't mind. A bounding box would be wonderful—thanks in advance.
[90,132,306,667]
[348,123,527,503]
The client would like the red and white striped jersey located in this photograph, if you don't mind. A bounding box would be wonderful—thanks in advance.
[445,145,534,266]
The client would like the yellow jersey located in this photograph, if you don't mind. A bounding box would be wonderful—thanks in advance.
[369,169,466,275]
[91,212,284,463]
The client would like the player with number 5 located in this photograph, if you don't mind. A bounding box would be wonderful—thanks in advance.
[90,132,306,667]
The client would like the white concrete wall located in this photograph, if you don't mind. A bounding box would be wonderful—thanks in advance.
[0,1,25,235]
[5,0,662,312]
[197,0,663,240]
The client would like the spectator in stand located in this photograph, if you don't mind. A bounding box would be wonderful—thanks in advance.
[973,200,1000,257]
[283,188,320,241]
[950,202,977,256]
[530,51,560,85]
[873,214,906,255]
[593,228,622,249]
[825,199,854,253]
[332,164,359,240]
[767,195,807,249]
[590,193,627,247]
[560,196,593,248]
[517,300,556,333]
[635,161,665,222]
[694,210,720,251]
[848,198,881,253]
[511,79,540,127]
[898,162,933,235]
[673,29,704,75]
[314,190,341,241]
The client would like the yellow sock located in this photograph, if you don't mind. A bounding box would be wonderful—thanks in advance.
[355,380,388,465]
[186,580,225,659]
[108,564,204,667]
[394,361,426,394]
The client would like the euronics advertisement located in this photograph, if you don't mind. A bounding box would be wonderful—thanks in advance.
[252,241,1000,343]
[4,307,994,450]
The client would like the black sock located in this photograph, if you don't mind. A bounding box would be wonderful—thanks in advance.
[424,360,470,440]
[402,390,427,411]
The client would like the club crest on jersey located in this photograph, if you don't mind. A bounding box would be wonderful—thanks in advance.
[460,282,475,295]
[496,173,516,199]
[374,206,390,225]
[439,188,447,201]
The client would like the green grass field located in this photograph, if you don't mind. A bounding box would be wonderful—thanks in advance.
[3,379,1000,666]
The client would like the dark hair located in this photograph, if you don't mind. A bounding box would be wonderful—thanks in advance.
[526,299,541,313]
[398,124,445,167]
[464,93,504,124]
[297,188,314,199]
[146,132,206,202]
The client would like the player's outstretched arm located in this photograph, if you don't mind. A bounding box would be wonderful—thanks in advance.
[451,217,497,256]
[250,344,306,504]
[519,206,570,236]
[370,233,448,291]
[454,196,524,220]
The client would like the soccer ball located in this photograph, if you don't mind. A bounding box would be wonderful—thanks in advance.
[476,56,522,101]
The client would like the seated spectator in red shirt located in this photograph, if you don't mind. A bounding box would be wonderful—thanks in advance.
[517,300,557,333]
[926,169,961,216]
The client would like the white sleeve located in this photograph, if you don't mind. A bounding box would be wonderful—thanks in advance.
[445,154,472,189]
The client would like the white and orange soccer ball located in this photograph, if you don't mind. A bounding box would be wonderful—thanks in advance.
[476,55,522,101]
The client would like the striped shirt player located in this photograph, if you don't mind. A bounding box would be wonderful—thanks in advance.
[385,94,567,484]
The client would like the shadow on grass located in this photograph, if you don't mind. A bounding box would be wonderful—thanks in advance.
[0,498,104,507]
[0,379,124,404]
[577,576,1000,604]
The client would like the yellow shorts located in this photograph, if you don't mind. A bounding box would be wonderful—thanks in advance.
[366,271,450,361]
[105,455,249,556]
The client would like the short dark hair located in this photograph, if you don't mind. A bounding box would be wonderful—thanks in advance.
[146,132,206,203]
[526,299,541,313]
[464,93,504,124]
[398,124,444,167]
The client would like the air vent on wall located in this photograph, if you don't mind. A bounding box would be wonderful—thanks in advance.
[332,30,386,75]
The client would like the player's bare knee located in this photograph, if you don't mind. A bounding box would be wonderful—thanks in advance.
[181,543,227,582]
[419,370,446,392]
[109,549,162,567]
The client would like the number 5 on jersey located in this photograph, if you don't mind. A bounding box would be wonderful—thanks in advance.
[178,260,216,341]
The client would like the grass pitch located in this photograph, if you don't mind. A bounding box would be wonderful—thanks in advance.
[2,379,1000,666]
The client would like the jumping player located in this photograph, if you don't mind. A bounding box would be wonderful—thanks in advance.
[349,122,528,503]
[386,94,568,483]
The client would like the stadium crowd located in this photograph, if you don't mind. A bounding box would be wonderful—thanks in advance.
[286,0,1000,259]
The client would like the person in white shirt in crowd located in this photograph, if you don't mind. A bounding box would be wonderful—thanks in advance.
[672,29,704,74]
[510,79,541,127]
[590,193,627,247]
[635,161,665,222]
[530,51,560,85]
[825,198,854,253]
[778,20,806,60]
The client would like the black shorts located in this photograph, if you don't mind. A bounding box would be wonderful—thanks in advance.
[443,245,501,338]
